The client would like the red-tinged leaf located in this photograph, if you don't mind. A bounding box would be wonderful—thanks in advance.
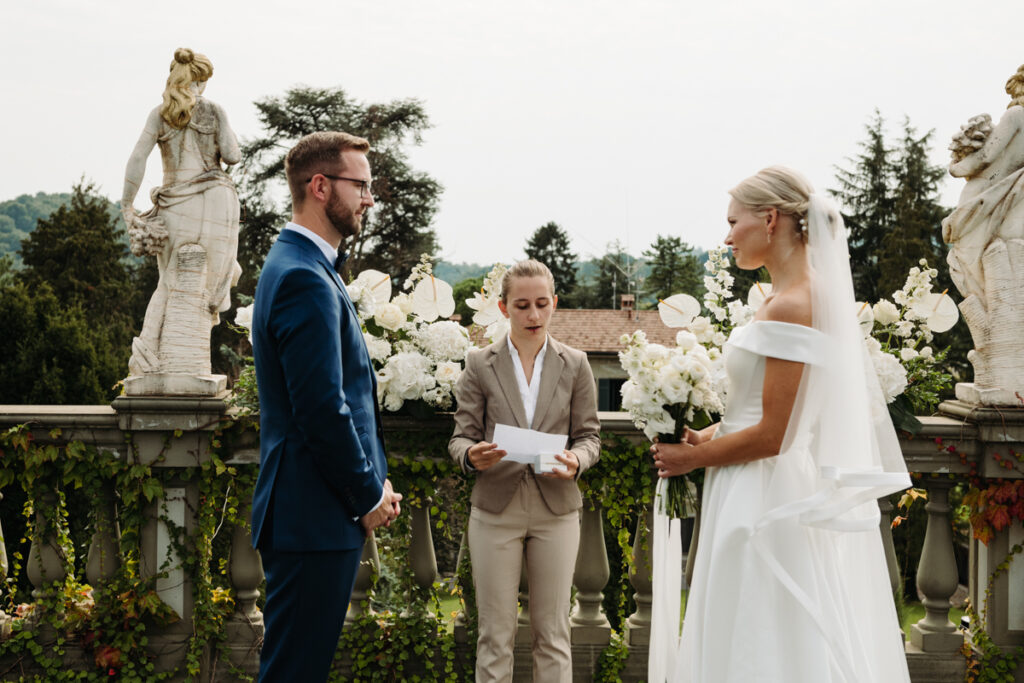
[891,516,906,528]
[975,525,994,545]
[987,504,1011,532]
[992,483,1016,504]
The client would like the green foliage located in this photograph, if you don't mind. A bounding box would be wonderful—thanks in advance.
[641,234,704,305]
[451,276,484,326]
[0,423,257,681]
[237,86,442,292]
[433,261,490,286]
[831,111,950,303]
[524,222,578,305]
[575,241,642,309]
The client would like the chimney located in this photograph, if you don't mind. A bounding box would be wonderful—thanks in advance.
[620,293,635,316]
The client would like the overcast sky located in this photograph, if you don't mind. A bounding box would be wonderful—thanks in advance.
[4,0,1023,266]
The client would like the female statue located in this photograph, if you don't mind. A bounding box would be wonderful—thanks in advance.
[121,47,241,387]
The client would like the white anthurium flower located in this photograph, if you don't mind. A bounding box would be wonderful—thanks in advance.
[352,269,392,305]
[855,302,875,337]
[411,275,456,322]
[467,290,502,327]
[911,291,959,333]
[872,300,900,326]
[658,293,701,328]
[747,282,773,310]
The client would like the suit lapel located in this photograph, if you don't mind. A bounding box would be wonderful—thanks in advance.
[488,339,529,429]
[531,340,564,430]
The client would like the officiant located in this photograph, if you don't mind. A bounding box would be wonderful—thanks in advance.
[448,258,601,683]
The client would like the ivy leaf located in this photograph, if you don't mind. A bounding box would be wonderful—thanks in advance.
[141,477,162,502]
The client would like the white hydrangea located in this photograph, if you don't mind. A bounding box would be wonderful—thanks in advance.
[363,333,392,363]
[866,337,908,404]
[414,320,472,362]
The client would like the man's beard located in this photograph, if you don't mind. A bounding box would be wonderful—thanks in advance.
[326,194,362,240]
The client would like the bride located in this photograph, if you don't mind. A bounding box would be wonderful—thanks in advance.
[648,167,912,682]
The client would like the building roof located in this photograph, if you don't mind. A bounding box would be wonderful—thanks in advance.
[468,309,678,353]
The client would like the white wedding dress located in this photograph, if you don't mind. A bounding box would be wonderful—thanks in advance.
[669,320,911,682]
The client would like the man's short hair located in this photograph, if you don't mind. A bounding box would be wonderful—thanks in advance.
[285,131,371,207]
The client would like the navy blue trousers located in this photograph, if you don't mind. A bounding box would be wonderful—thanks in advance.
[258,547,362,682]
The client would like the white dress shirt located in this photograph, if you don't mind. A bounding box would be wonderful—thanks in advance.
[283,222,338,265]
[508,334,549,427]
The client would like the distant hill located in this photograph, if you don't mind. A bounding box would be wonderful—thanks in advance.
[434,260,491,283]
[0,192,128,267]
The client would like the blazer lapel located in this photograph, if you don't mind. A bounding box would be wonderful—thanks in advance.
[531,339,565,430]
[488,339,529,429]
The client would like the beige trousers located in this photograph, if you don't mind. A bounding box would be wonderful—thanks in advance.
[469,473,580,683]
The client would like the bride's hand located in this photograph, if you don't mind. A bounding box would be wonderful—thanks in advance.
[650,440,698,478]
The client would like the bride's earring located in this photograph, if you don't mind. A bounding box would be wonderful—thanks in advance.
[766,229,773,244]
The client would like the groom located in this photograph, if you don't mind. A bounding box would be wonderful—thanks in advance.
[250,131,402,681]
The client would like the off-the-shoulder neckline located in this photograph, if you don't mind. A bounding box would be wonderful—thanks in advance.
[746,319,818,333]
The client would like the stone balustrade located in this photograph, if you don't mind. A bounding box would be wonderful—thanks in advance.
[0,400,1020,681]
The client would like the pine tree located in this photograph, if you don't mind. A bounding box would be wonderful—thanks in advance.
[642,235,704,304]
[524,222,578,304]
[831,110,895,303]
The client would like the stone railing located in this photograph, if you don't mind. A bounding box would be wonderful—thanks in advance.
[0,399,1021,682]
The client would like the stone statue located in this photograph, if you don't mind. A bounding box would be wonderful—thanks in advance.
[943,63,1024,405]
[120,48,242,396]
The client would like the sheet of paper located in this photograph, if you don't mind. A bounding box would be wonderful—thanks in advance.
[492,423,568,465]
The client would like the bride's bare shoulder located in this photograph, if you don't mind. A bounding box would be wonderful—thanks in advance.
[761,284,812,327]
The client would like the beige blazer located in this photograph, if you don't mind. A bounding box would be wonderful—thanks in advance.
[449,336,601,515]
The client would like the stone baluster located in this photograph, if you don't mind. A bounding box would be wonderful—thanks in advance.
[224,507,264,676]
[404,503,439,617]
[909,478,962,651]
[625,506,654,646]
[27,492,68,598]
[571,501,611,644]
[877,497,902,595]
[345,532,379,625]
[453,531,470,641]
[86,488,121,586]
[229,512,264,626]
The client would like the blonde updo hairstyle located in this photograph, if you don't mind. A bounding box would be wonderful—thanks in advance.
[1006,63,1024,108]
[499,259,556,303]
[728,165,814,243]
[161,48,214,129]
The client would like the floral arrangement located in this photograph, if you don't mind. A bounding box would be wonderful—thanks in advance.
[350,255,470,413]
[464,262,510,343]
[858,259,958,432]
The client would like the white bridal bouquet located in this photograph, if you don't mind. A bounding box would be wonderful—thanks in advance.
[619,284,727,518]
[349,255,471,413]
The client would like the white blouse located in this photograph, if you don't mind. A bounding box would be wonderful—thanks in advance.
[507,334,548,427]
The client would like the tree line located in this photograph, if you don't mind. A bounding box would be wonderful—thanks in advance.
[0,83,966,404]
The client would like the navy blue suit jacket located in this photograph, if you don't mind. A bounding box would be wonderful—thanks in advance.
[250,228,387,552]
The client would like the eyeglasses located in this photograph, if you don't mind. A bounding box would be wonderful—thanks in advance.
[310,174,373,198]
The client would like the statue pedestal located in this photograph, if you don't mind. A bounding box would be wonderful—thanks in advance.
[123,373,227,397]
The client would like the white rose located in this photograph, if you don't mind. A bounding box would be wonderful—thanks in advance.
[688,316,714,344]
[435,361,462,386]
[374,303,405,331]
[900,347,919,362]
[872,300,900,326]
[234,304,254,330]
[675,330,698,351]
[383,392,404,412]
[895,320,914,337]
[920,346,933,361]
[392,293,415,315]
[712,331,728,347]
